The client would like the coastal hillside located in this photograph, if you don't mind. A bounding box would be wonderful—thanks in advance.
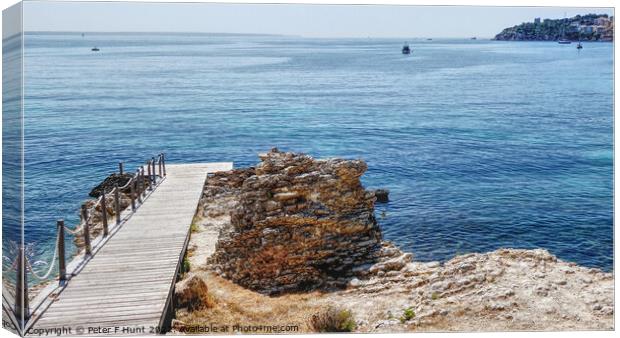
[494,14,613,41]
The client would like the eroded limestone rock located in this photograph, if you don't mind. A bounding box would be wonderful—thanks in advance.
[208,148,382,294]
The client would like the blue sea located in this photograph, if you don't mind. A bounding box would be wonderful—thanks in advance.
[3,33,614,281]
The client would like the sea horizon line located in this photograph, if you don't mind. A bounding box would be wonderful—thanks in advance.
[22,30,494,40]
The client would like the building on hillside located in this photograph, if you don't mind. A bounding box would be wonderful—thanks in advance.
[594,17,610,26]
[580,25,595,34]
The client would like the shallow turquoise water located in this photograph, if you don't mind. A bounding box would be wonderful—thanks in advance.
[5,33,613,276]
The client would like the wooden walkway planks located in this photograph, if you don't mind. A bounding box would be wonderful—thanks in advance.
[28,162,233,335]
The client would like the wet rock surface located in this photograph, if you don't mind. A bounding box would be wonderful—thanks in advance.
[208,148,383,294]
[374,189,389,203]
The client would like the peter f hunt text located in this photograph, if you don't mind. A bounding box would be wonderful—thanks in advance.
[24,325,154,336]
[17,323,300,336]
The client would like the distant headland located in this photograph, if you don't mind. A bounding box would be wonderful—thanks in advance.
[494,14,614,41]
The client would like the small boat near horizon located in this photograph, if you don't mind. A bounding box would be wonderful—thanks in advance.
[91,47,100,52]
[402,42,411,55]
[558,13,571,44]
[577,42,583,49]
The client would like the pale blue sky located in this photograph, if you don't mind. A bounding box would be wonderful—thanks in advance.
[21,1,614,38]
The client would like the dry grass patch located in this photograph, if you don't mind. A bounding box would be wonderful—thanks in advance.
[309,306,356,332]
[176,272,327,333]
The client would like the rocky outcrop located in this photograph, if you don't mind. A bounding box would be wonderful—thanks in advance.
[208,148,382,294]
[374,189,389,203]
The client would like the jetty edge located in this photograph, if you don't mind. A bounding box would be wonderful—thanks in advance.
[22,161,233,336]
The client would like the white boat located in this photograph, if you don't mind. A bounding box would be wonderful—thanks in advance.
[558,13,571,44]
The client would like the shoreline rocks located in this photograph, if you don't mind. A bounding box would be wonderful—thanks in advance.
[374,189,389,203]
[335,248,613,332]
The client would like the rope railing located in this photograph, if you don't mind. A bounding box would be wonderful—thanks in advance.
[9,153,167,323]
[25,238,59,282]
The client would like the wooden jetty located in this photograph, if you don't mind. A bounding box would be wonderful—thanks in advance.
[26,162,232,335]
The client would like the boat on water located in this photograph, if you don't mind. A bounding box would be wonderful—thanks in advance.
[91,47,100,52]
[558,14,571,44]
[402,43,411,55]
[577,42,583,49]
[471,37,477,40]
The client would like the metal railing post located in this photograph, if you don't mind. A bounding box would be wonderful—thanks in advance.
[100,194,109,237]
[141,167,146,196]
[158,154,163,177]
[151,157,157,184]
[118,162,124,175]
[114,185,121,225]
[130,178,136,211]
[81,205,92,255]
[147,161,153,190]
[15,245,29,323]
[137,169,143,203]
[162,153,166,176]
[57,220,66,283]
[141,166,148,194]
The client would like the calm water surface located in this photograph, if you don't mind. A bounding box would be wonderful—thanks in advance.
[6,33,614,277]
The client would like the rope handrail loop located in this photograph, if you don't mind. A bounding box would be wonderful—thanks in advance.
[117,176,134,190]
[25,227,60,281]
[86,194,105,224]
